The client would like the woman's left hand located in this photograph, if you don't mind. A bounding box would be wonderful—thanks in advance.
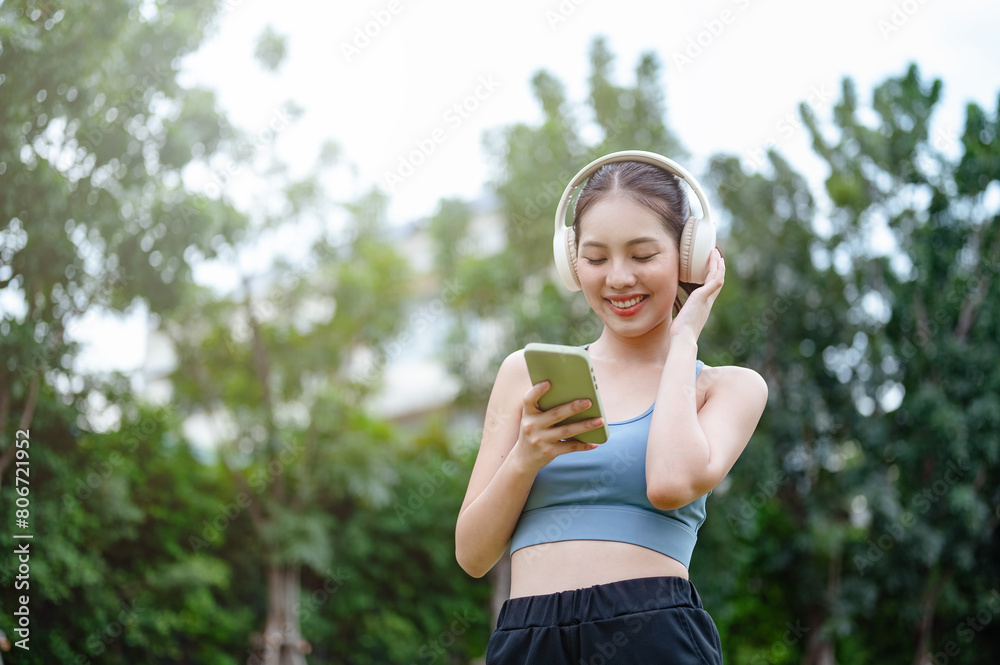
[670,247,725,343]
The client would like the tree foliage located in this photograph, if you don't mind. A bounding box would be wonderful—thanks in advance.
[1,1,489,662]
[439,39,1000,665]
[3,5,998,662]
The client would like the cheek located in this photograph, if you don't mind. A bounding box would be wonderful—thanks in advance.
[645,252,679,280]
[577,267,602,299]
[651,258,679,285]
[577,266,609,308]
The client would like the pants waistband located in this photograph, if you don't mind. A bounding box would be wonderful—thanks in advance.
[496,576,703,631]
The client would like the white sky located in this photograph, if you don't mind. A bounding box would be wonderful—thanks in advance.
[74,0,1000,379]
[182,0,1000,223]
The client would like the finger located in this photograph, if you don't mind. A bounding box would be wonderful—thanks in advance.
[556,438,601,453]
[546,398,593,422]
[705,253,725,289]
[710,249,724,275]
[537,397,595,428]
[523,381,551,413]
[558,417,604,441]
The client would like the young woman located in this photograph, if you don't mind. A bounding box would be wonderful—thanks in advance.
[455,152,768,664]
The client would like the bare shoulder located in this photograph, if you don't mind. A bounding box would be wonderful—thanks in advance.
[482,349,532,433]
[699,364,768,414]
[495,348,532,393]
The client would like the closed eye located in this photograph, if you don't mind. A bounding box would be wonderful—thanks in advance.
[585,254,657,264]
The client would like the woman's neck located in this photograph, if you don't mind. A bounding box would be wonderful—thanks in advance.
[588,318,674,366]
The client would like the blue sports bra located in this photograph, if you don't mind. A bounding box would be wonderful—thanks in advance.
[509,360,708,568]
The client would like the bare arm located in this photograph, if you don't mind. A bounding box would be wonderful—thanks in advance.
[646,248,768,509]
[646,338,768,509]
[455,350,604,577]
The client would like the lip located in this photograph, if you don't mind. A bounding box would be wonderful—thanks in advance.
[604,294,649,317]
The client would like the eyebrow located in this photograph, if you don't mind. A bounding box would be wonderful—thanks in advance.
[580,237,661,249]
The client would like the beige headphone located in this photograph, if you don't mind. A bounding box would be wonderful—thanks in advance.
[552,150,717,292]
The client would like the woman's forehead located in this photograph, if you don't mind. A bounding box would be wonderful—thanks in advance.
[578,197,673,242]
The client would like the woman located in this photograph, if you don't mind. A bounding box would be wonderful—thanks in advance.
[455,151,768,663]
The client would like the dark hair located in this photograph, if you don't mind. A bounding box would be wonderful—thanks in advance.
[573,161,695,313]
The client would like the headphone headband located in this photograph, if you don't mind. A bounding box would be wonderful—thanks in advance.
[552,150,716,291]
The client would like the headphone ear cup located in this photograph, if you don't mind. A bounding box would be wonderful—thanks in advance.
[566,226,579,285]
[552,224,582,291]
[679,217,698,284]
[678,216,716,284]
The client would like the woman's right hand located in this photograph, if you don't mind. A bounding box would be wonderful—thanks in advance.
[511,381,603,474]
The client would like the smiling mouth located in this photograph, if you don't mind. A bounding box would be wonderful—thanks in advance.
[606,295,648,309]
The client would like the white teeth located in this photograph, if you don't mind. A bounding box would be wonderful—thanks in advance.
[609,296,645,309]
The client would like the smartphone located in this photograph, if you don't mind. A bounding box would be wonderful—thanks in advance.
[523,343,609,444]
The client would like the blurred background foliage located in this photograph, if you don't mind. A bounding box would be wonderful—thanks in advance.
[1,1,998,664]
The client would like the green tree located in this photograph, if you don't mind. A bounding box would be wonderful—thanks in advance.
[165,174,490,662]
[700,65,1000,664]
[803,65,999,665]
[0,392,261,664]
[0,0,245,475]
[435,36,1000,664]
[3,2,495,661]
[1,0,252,660]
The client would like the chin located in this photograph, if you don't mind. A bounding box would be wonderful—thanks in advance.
[600,307,672,336]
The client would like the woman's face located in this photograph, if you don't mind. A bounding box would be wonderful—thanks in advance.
[575,195,679,336]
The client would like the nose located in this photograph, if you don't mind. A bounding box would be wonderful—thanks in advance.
[606,259,637,289]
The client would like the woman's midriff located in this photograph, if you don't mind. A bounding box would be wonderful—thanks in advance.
[509,540,689,598]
